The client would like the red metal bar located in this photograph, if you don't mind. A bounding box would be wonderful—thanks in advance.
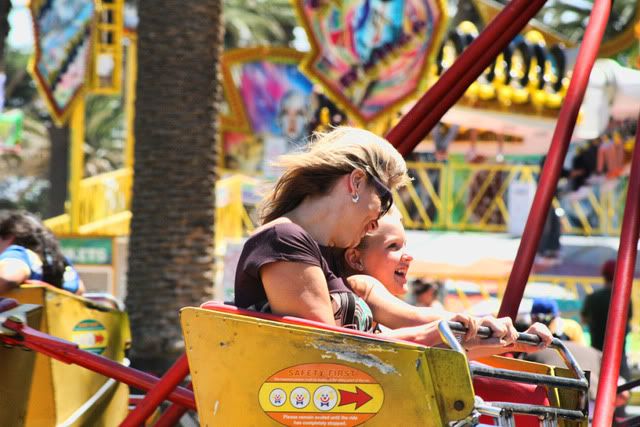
[1,319,196,410]
[592,113,640,426]
[498,0,611,320]
[129,395,145,406]
[120,354,190,427]
[386,0,547,155]
[152,383,193,427]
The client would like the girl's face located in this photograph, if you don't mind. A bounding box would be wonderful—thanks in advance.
[356,215,413,296]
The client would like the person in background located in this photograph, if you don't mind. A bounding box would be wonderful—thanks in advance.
[582,259,633,379]
[412,279,444,310]
[530,297,585,345]
[0,211,84,295]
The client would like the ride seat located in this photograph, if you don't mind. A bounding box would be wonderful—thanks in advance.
[0,283,131,426]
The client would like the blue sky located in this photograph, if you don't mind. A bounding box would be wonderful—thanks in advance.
[8,0,34,52]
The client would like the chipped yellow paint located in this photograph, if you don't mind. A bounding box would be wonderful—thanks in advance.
[1,284,130,426]
[181,307,475,426]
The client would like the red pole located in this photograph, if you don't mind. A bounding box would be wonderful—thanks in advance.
[0,321,196,410]
[592,114,640,426]
[152,384,192,427]
[386,0,547,155]
[120,354,190,427]
[498,0,611,319]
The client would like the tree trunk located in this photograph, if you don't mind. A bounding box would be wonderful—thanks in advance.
[126,0,223,374]
[46,124,69,217]
[0,0,11,70]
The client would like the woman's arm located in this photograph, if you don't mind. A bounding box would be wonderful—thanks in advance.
[261,261,336,325]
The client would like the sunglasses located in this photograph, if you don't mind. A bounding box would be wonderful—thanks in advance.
[363,168,393,218]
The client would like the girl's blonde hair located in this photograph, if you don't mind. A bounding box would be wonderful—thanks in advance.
[260,126,410,224]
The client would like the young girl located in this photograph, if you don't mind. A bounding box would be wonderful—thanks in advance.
[329,207,555,425]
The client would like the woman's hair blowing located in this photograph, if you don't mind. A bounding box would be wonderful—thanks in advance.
[260,127,410,224]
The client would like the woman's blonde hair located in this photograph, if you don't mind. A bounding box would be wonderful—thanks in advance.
[260,126,410,224]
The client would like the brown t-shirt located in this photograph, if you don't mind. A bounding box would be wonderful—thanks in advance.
[234,222,373,331]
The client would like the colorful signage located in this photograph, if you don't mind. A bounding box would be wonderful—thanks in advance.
[220,48,346,177]
[60,237,113,265]
[0,110,24,148]
[29,0,95,125]
[259,363,384,427]
[294,0,446,124]
[71,319,108,355]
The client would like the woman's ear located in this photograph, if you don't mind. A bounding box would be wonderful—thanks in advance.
[344,248,364,272]
[348,169,366,193]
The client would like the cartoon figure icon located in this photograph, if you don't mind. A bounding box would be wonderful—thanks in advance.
[289,387,310,409]
[269,388,286,407]
[313,385,338,411]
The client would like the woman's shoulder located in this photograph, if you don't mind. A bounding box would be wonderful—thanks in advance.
[250,220,316,246]
[238,219,324,272]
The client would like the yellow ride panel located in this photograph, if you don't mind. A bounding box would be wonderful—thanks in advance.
[181,307,476,427]
[0,304,42,426]
[1,284,130,426]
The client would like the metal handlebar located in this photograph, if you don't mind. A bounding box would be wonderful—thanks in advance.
[445,321,588,388]
[438,320,589,421]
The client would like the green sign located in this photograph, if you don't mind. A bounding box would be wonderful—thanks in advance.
[60,237,113,265]
[0,110,23,147]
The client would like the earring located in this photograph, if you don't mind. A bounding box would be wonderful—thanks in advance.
[356,263,364,271]
[351,193,360,203]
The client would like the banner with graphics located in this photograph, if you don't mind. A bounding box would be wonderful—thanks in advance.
[294,0,446,125]
[29,0,95,125]
[221,47,346,177]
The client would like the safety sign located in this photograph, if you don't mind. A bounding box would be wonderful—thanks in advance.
[259,363,384,427]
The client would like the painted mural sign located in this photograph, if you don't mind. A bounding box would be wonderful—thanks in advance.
[294,0,446,124]
[29,0,95,125]
[221,48,346,177]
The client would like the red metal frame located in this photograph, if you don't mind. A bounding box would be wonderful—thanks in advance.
[386,0,546,154]
[120,354,190,427]
[0,318,196,411]
[498,0,611,320]
[152,383,192,427]
[592,114,640,426]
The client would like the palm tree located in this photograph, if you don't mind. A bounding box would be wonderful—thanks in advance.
[223,0,296,48]
[0,0,11,74]
[84,94,125,176]
[491,0,638,42]
[126,0,223,373]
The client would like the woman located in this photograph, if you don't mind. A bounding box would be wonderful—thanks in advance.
[0,211,84,295]
[235,127,550,353]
